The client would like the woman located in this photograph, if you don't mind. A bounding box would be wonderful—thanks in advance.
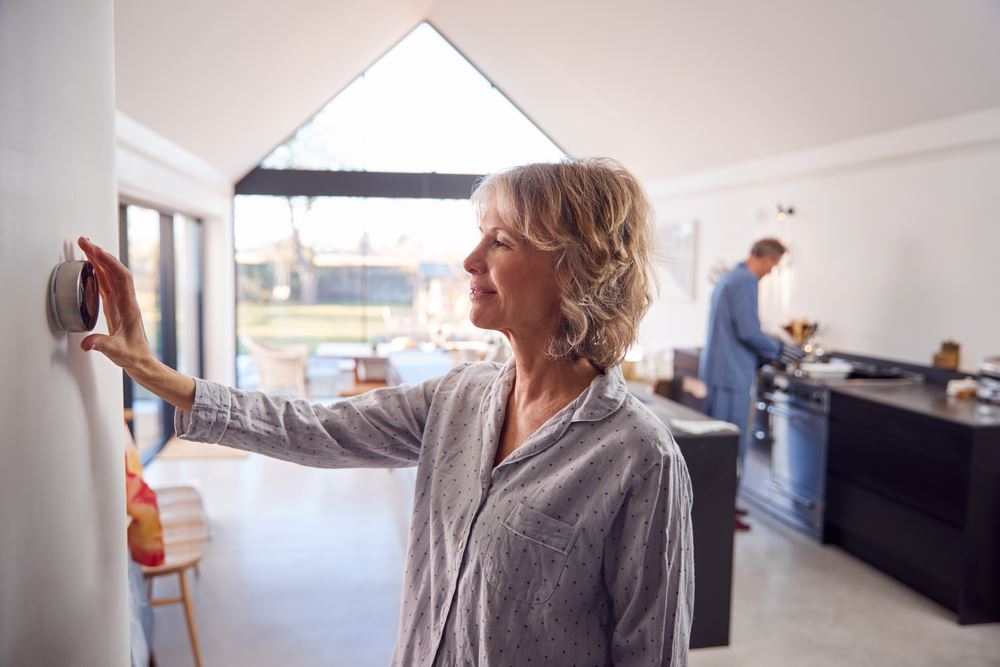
[80,157,694,666]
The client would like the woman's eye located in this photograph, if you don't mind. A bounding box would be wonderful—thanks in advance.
[492,239,508,248]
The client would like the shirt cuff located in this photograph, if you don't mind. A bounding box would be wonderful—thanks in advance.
[173,378,232,443]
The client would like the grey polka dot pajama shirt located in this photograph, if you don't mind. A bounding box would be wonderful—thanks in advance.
[176,360,695,666]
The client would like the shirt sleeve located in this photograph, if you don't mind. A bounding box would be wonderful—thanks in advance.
[729,277,782,359]
[603,450,695,666]
[173,373,447,469]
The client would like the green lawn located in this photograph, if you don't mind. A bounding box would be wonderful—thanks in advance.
[237,303,395,353]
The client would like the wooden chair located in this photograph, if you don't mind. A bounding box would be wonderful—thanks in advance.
[339,355,389,397]
[143,484,210,667]
[241,336,310,397]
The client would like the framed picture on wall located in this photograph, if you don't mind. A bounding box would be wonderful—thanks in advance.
[657,220,698,302]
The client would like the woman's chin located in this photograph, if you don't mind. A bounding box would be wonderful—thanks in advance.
[469,310,499,331]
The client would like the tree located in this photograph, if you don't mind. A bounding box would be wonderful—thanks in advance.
[285,196,318,304]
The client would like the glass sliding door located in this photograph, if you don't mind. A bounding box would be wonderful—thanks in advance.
[234,195,480,400]
[119,202,203,461]
[174,214,204,378]
[120,204,164,457]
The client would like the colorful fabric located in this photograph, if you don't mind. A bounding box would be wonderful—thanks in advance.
[124,426,164,567]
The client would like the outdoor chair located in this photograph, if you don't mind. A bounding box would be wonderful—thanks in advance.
[242,336,310,398]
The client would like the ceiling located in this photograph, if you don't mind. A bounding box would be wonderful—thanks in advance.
[114,0,1000,183]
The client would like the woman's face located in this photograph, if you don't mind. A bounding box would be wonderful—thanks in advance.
[463,202,562,340]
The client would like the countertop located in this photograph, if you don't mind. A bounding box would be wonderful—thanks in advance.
[832,383,1000,429]
[628,383,739,438]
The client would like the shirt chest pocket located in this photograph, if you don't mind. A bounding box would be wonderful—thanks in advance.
[483,502,580,605]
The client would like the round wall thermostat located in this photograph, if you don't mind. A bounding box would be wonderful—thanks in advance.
[50,260,100,332]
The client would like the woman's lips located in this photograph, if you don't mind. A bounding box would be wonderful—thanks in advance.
[469,287,496,299]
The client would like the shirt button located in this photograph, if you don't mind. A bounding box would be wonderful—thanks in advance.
[458,538,465,550]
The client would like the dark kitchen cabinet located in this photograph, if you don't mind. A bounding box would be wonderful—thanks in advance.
[670,347,707,413]
[825,386,1000,624]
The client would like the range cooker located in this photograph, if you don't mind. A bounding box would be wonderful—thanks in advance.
[742,359,923,540]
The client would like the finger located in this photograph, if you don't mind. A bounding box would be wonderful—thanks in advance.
[92,259,121,320]
[89,240,134,285]
[78,236,108,267]
[77,238,121,327]
[97,276,123,331]
[78,237,130,296]
[78,237,127,327]
[80,333,132,370]
[87,254,122,329]
[78,238,117,299]
[81,332,109,352]
[77,237,101,273]
[93,248,141,331]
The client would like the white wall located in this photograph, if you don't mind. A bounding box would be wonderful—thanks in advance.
[116,112,237,385]
[640,107,1000,374]
[0,1,129,664]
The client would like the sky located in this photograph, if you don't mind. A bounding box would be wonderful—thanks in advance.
[260,22,565,174]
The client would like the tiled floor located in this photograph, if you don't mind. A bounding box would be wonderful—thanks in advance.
[144,453,1000,666]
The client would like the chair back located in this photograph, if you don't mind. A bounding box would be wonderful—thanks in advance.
[241,336,309,397]
[354,356,389,383]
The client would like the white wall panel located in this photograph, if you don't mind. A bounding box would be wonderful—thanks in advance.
[0,0,130,663]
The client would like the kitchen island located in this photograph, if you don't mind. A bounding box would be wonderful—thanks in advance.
[827,382,1000,624]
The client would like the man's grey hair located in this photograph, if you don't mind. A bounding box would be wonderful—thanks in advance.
[750,237,787,259]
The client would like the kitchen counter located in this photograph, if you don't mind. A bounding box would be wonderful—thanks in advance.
[630,381,738,434]
[833,384,1000,429]
[832,383,1000,430]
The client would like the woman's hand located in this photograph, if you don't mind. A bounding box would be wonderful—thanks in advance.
[77,236,196,411]
[77,237,156,373]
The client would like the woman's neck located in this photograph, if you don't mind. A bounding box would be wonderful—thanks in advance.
[508,347,600,410]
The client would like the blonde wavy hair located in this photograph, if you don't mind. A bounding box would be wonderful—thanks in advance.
[471,158,656,370]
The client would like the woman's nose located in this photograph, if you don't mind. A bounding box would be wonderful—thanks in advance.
[463,246,485,275]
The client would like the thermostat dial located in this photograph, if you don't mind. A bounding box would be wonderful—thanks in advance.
[50,260,100,332]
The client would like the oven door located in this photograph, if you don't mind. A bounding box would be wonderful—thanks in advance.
[766,392,828,538]
[741,393,774,509]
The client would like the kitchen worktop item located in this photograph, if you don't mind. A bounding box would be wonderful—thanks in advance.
[977,356,1000,405]
[933,340,961,369]
[799,361,853,380]
[783,319,819,345]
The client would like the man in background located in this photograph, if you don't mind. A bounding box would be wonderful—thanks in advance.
[699,238,803,530]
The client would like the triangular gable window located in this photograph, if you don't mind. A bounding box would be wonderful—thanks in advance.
[258,22,563,175]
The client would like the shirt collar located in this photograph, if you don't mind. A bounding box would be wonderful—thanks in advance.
[737,261,758,283]
[493,358,628,425]
[569,364,628,423]
[485,359,629,471]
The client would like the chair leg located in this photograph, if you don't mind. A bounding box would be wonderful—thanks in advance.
[178,569,203,667]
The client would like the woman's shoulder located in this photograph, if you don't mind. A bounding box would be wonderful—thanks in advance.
[429,359,507,396]
[446,359,505,380]
[612,393,685,466]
